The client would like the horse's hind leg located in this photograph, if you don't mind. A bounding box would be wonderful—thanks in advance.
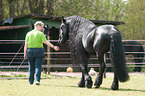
[111,73,119,90]
[94,52,106,88]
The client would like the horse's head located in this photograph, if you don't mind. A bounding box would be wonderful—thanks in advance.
[44,25,50,36]
[58,17,69,44]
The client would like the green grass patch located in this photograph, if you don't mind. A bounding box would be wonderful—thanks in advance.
[0,75,11,77]
[0,74,27,78]
[0,74,145,96]
[16,74,27,77]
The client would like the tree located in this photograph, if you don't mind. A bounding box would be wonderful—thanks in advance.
[118,0,145,40]
[54,0,94,19]
[0,0,3,20]
[92,0,127,21]
[15,0,29,16]
[46,0,56,15]
[53,0,127,21]
[9,0,15,17]
[28,0,44,15]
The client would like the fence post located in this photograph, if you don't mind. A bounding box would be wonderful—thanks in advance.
[47,36,50,74]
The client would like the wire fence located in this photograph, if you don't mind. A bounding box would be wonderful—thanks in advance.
[0,40,145,71]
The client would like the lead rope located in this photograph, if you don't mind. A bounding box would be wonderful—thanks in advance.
[8,43,25,86]
[16,59,25,72]
[12,58,26,87]
[8,43,24,66]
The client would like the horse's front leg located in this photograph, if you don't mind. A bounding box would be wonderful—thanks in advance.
[78,55,93,88]
[94,54,106,88]
[83,63,93,88]
[78,73,85,87]
[111,73,119,90]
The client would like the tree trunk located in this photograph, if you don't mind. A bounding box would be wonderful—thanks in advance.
[29,0,44,14]
[9,0,15,17]
[39,0,44,15]
[0,0,3,20]
[28,0,34,13]
[46,0,55,15]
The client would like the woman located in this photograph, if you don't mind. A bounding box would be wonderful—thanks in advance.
[24,21,59,85]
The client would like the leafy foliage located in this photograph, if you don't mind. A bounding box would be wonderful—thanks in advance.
[118,0,145,40]
[0,0,144,40]
[92,0,127,21]
[54,0,94,19]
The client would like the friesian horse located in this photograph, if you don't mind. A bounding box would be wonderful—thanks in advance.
[58,15,129,90]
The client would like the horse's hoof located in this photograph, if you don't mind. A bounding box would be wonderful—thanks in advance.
[111,85,118,90]
[86,85,92,88]
[78,81,85,87]
[87,86,92,88]
[111,87,118,90]
[78,84,85,87]
[85,80,93,88]
[94,85,100,88]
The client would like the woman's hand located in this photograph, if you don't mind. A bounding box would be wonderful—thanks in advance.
[54,46,60,51]
[24,54,27,59]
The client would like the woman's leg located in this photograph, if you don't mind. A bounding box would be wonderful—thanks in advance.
[35,57,43,83]
[28,58,35,84]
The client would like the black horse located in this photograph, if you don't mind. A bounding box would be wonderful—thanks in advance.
[123,41,144,72]
[58,15,129,90]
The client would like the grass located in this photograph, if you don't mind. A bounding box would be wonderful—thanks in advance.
[0,73,27,78]
[0,73,145,96]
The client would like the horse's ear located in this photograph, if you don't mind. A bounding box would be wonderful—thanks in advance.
[61,16,66,23]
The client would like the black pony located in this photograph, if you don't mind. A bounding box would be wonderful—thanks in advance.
[123,41,144,72]
[58,15,129,90]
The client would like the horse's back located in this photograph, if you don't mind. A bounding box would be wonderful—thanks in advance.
[82,25,113,54]
[93,25,116,52]
[97,25,117,34]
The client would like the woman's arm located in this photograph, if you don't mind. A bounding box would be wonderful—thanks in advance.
[43,40,59,51]
[24,42,28,59]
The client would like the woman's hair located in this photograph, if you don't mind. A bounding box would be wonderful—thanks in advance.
[34,21,44,29]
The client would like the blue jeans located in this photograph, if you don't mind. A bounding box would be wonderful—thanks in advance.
[27,48,44,84]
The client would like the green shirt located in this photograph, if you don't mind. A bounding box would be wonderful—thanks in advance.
[25,29,47,48]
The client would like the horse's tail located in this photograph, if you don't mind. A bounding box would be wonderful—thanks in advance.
[110,27,129,82]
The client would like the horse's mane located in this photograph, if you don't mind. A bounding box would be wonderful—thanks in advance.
[65,15,96,32]
[65,15,94,24]
[64,16,97,68]
[65,15,97,42]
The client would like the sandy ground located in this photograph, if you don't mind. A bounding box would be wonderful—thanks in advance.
[0,71,144,78]
[50,72,145,77]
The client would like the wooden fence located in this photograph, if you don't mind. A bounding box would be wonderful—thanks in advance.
[0,40,145,72]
